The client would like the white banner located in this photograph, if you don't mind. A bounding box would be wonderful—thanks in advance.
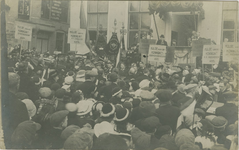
[202,45,220,64]
[15,24,32,41]
[223,42,239,62]
[68,28,85,44]
[148,45,166,62]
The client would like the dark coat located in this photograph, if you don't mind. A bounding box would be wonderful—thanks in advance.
[2,92,29,148]
[155,104,181,133]
[215,103,238,125]
[136,75,150,83]
[80,80,96,98]
[98,83,118,102]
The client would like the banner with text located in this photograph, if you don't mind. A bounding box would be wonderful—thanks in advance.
[202,45,220,64]
[223,42,239,62]
[68,28,85,44]
[15,24,32,41]
[148,45,166,62]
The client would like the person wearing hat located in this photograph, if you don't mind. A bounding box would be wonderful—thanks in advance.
[171,84,186,107]
[134,79,154,97]
[47,110,69,149]
[80,70,98,99]
[54,88,67,111]
[21,99,37,120]
[131,117,161,150]
[43,70,60,87]
[155,89,180,134]
[62,76,74,92]
[92,133,129,150]
[2,73,29,148]
[110,87,123,105]
[64,124,94,150]
[97,73,119,102]
[11,121,41,149]
[96,103,116,124]
[27,76,41,103]
[136,68,151,83]
[156,34,168,46]
[74,100,95,128]
[215,91,238,125]
[140,90,156,101]
[114,107,131,134]
[35,87,55,114]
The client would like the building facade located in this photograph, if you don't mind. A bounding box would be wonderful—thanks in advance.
[5,0,70,54]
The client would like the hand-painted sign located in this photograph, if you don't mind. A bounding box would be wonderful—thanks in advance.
[202,45,220,64]
[15,24,32,41]
[148,45,166,62]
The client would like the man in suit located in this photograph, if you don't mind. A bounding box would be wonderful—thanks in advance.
[2,73,29,148]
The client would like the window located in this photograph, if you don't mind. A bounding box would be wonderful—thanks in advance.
[222,10,238,42]
[128,1,151,47]
[87,1,108,44]
[56,32,64,52]
[41,0,69,22]
[18,0,30,20]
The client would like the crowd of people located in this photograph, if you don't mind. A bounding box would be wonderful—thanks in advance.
[2,46,238,150]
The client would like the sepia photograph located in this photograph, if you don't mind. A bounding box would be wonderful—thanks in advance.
[1,0,238,149]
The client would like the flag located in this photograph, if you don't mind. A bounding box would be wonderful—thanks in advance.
[105,32,120,55]
[79,0,91,54]
[116,34,125,67]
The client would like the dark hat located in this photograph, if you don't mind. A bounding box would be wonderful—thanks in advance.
[179,143,201,150]
[11,121,41,145]
[139,101,156,118]
[93,133,128,150]
[64,128,93,150]
[154,89,172,102]
[16,92,29,100]
[66,71,75,77]
[209,72,221,78]
[115,107,130,122]
[112,87,122,97]
[85,70,98,77]
[16,62,27,71]
[72,90,84,103]
[158,134,178,150]
[101,103,115,117]
[175,129,195,148]
[107,73,118,82]
[160,34,165,38]
[132,98,141,108]
[50,110,69,127]
[155,125,172,139]
[55,88,66,98]
[208,85,217,90]
[140,90,155,101]
[122,101,133,110]
[183,84,198,93]
[206,115,228,129]
[68,51,76,55]
[159,73,170,82]
[222,91,238,101]
[50,83,61,91]
[142,116,160,132]
[61,125,81,140]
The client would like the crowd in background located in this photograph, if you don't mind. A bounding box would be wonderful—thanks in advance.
[2,45,238,150]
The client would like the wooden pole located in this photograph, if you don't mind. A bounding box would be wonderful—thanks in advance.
[153,13,160,42]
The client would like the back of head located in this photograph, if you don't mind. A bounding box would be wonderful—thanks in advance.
[8,72,20,90]
[154,89,172,103]
[92,133,128,150]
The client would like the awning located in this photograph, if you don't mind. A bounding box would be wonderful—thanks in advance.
[149,1,205,19]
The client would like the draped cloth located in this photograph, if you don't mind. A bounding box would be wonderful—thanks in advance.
[149,1,205,19]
